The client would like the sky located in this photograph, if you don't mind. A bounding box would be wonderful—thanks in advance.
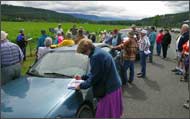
[1,1,189,20]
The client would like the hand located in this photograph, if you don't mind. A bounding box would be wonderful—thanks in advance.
[76,85,80,90]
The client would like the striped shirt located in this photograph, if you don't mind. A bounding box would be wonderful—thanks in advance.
[138,35,150,51]
[1,40,24,67]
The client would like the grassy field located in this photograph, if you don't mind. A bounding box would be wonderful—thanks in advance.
[1,21,127,75]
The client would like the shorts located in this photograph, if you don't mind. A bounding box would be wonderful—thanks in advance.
[177,51,182,62]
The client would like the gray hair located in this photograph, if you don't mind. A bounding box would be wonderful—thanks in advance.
[44,37,52,47]
[182,24,189,30]
[66,32,72,39]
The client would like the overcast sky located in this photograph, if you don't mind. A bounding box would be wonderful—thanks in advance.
[1,1,189,20]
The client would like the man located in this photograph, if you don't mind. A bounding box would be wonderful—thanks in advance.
[70,24,78,40]
[54,24,64,36]
[156,29,164,56]
[37,29,48,48]
[137,30,150,78]
[148,26,157,63]
[1,31,24,85]
[16,29,27,61]
[172,24,189,75]
[131,24,140,41]
[161,29,172,59]
[112,31,138,84]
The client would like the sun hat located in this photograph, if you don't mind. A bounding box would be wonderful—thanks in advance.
[127,31,135,38]
[131,24,136,28]
[1,31,8,41]
[141,29,147,34]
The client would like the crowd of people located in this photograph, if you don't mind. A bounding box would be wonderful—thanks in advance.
[1,22,189,117]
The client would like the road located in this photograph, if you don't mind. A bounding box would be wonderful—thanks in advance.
[122,33,189,118]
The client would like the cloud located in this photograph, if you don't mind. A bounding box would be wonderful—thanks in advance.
[1,1,189,20]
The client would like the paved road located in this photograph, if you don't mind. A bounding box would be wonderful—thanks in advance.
[122,33,189,118]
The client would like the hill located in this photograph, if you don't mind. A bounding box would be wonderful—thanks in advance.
[1,4,90,23]
[67,13,128,21]
[1,4,189,27]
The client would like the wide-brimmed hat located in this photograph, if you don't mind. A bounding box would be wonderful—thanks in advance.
[141,29,147,34]
[127,31,135,38]
[1,31,8,41]
[131,24,136,28]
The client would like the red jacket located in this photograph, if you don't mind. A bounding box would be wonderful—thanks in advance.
[156,33,164,44]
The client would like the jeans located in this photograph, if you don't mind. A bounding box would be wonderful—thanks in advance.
[21,47,26,61]
[156,43,161,56]
[124,60,134,83]
[140,51,147,77]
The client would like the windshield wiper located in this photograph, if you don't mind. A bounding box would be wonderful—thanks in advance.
[44,72,73,78]
[27,70,44,77]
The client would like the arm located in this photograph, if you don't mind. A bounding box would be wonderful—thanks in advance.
[80,56,102,89]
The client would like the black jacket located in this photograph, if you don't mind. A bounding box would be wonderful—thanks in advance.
[162,33,171,45]
[178,31,189,52]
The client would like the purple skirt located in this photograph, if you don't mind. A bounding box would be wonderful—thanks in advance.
[95,87,123,118]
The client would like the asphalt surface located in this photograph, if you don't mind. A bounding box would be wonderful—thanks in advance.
[122,33,189,118]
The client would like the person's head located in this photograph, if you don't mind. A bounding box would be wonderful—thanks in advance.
[131,24,136,31]
[1,31,8,41]
[66,32,72,39]
[164,29,169,34]
[181,24,189,34]
[57,31,62,36]
[140,29,147,37]
[41,29,46,35]
[44,37,52,47]
[58,24,62,28]
[77,38,95,56]
[151,26,155,32]
[127,31,135,38]
[78,29,83,36]
[19,29,24,34]
[159,29,163,33]
[113,29,118,35]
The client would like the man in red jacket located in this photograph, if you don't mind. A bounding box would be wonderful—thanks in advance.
[156,29,164,56]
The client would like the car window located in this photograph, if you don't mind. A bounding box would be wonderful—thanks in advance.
[29,51,89,77]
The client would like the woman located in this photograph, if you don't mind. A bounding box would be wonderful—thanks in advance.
[37,37,52,59]
[75,29,85,44]
[57,32,75,47]
[75,38,123,118]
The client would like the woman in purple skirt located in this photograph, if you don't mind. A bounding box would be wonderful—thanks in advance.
[75,38,123,118]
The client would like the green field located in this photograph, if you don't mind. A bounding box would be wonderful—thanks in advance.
[1,21,127,75]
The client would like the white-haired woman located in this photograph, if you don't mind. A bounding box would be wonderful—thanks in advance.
[75,38,123,118]
[37,37,52,59]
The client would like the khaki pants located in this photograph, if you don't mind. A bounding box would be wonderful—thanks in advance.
[1,63,21,85]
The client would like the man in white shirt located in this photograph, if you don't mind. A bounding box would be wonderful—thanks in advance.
[54,24,64,35]
[137,30,150,78]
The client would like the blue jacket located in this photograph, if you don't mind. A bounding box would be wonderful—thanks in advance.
[178,31,189,52]
[37,34,48,48]
[80,47,122,97]
[148,31,157,46]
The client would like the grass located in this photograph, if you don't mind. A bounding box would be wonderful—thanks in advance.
[2,21,128,75]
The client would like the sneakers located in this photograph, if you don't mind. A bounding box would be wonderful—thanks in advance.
[183,103,189,109]
[137,75,145,78]
[171,68,179,72]
[137,72,142,75]
[175,71,183,75]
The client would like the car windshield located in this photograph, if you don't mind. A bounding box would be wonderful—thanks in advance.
[28,51,89,77]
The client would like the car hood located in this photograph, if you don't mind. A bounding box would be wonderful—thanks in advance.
[1,76,75,118]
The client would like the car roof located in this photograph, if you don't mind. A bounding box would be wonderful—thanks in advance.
[50,43,110,52]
